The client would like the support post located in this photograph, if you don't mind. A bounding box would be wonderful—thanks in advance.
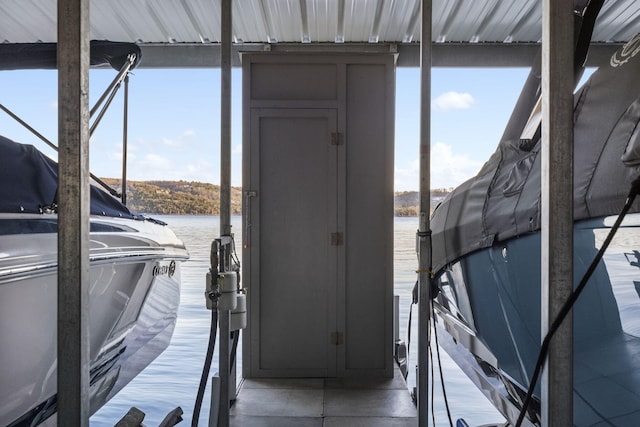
[220,0,232,237]
[418,1,432,426]
[57,0,91,425]
[218,311,231,426]
[209,376,221,426]
[122,74,129,205]
[218,0,233,426]
[541,1,574,425]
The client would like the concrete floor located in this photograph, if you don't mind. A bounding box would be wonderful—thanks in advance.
[230,367,417,426]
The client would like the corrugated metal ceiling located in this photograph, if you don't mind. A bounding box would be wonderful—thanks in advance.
[1,0,640,66]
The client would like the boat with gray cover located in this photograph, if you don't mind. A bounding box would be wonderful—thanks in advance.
[430,2,640,425]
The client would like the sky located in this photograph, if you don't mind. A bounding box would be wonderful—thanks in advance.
[0,66,531,192]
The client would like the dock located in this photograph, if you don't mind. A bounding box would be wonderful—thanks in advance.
[2,1,621,425]
[230,366,417,426]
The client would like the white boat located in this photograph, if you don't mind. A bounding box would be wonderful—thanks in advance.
[429,4,640,425]
[0,43,189,426]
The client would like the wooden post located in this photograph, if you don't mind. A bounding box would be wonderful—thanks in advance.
[57,0,91,425]
[541,0,574,425]
[418,1,432,426]
[219,0,233,426]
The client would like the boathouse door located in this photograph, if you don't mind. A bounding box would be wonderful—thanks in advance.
[243,54,395,379]
[246,108,339,377]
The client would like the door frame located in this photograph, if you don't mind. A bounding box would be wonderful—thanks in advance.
[245,108,342,378]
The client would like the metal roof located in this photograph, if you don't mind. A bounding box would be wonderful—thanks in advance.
[1,0,640,67]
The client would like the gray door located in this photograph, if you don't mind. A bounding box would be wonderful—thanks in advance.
[248,108,338,377]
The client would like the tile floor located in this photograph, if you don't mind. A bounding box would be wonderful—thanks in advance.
[229,366,417,426]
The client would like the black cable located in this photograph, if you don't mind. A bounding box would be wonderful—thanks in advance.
[405,304,413,380]
[230,234,241,268]
[515,176,640,426]
[429,344,436,426]
[432,298,454,427]
[229,329,240,375]
[406,281,419,366]
[191,306,218,427]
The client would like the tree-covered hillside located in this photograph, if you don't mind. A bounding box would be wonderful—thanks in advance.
[393,189,451,216]
[102,179,242,215]
[101,179,448,216]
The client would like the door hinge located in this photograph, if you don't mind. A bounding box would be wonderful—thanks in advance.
[330,132,343,146]
[331,331,344,345]
[330,232,344,246]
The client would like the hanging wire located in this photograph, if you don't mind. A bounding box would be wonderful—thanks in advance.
[432,299,454,427]
[407,281,419,379]
[192,307,218,427]
[424,283,453,427]
[429,344,436,426]
[230,234,241,269]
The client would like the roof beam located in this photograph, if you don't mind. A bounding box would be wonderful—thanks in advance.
[136,42,622,68]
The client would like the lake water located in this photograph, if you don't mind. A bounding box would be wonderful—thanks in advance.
[91,215,504,426]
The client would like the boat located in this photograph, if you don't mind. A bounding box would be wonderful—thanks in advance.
[0,42,189,426]
[429,5,640,426]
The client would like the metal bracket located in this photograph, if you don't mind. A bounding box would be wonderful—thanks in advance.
[331,331,344,345]
[244,191,257,249]
[330,232,344,246]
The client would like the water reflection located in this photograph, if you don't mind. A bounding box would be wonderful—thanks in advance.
[91,215,502,426]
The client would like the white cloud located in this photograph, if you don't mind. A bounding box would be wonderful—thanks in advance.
[432,91,475,111]
[181,160,217,182]
[430,142,483,188]
[232,144,242,155]
[395,163,420,192]
[137,153,173,171]
[134,156,218,182]
[185,159,212,174]
[161,129,196,147]
[107,151,123,161]
[395,141,484,191]
[50,101,58,110]
[162,137,183,147]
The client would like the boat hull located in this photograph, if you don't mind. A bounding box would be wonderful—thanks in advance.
[0,215,188,426]
[432,213,640,426]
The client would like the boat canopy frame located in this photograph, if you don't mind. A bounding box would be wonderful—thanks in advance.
[0,40,141,203]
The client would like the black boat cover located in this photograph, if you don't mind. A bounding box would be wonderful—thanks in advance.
[431,33,640,274]
[0,134,140,219]
[0,40,141,70]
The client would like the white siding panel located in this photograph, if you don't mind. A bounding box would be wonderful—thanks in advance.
[261,0,304,43]
[0,0,639,56]
[377,0,420,42]
[306,0,339,43]
[593,0,640,41]
[235,1,270,43]
[343,0,380,42]
[0,1,57,43]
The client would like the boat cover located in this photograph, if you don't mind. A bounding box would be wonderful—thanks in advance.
[0,40,141,70]
[431,33,640,273]
[0,134,139,219]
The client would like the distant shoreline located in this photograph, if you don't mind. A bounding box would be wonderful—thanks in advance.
[102,179,449,217]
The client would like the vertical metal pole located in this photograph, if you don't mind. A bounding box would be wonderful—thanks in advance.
[122,74,129,205]
[418,1,432,426]
[541,1,574,425]
[220,4,232,235]
[394,295,400,343]
[57,0,90,426]
[218,311,231,427]
[219,0,233,426]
